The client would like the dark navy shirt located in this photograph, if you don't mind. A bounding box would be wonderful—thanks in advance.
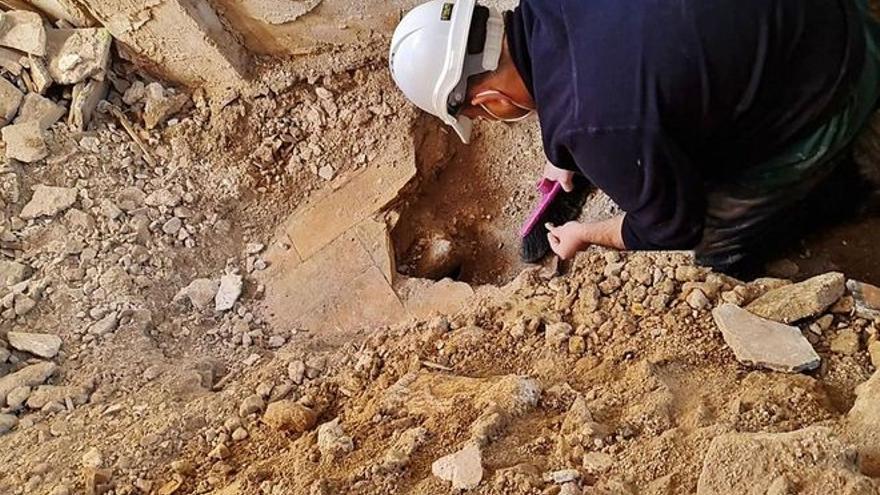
[506,0,866,250]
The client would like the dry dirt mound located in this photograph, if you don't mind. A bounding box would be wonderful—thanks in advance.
[159,252,879,495]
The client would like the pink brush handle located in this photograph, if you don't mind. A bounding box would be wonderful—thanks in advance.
[520,179,563,238]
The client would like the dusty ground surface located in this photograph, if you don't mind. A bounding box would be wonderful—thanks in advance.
[0,18,879,495]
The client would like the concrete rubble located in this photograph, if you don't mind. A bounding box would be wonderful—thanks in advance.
[712,303,820,372]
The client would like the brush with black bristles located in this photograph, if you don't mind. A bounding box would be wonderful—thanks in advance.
[519,175,592,263]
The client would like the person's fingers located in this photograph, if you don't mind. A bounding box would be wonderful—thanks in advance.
[560,177,574,192]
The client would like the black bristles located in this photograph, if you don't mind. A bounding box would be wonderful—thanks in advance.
[520,176,592,263]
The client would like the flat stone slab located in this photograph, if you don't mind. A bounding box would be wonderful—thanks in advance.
[20,184,77,218]
[746,272,845,323]
[712,303,820,373]
[7,332,62,358]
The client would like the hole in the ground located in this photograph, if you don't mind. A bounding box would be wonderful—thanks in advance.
[392,118,619,286]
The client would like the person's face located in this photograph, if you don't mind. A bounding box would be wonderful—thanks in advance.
[459,89,534,121]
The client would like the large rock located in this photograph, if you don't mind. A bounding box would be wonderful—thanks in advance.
[0,76,23,126]
[7,332,61,358]
[847,279,880,320]
[746,272,845,323]
[2,121,47,163]
[20,184,77,219]
[697,427,877,494]
[14,92,66,129]
[261,400,316,433]
[848,370,880,477]
[0,259,31,287]
[0,361,57,407]
[46,28,112,85]
[0,11,46,56]
[712,304,820,372]
[432,441,484,490]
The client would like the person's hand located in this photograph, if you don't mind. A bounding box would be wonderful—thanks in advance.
[546,222,588,260]
[543,162,575,192]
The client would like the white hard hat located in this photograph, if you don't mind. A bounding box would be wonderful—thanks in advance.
[390,0,504,144]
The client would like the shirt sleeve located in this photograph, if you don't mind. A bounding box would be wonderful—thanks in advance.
[563,126,706,250]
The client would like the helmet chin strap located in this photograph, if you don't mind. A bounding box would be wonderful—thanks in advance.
[476,90,535,122]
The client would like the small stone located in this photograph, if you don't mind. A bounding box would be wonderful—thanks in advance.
[145,189,182,208]
[2,121,48,163]
[143,82,189,129]
[208,443,230,460]
[231,427,248,442]
[6,385,29,410]
[0,413,18,434]
[432,442,484,490]
[746,272,846,324]
[712,304,820,373]
[830,329,861,356]
[0,361,57,407]
[14,93,66,129]
[0,76,23,126]
[267,335,286,348]
[686,288,711,310]
[582,452,614,473]
[14,294,36,316]
[215,273,243,312]
[869,341,880,369]
[0,11,46,56]
[68,78,108,132]
[261,400,317,433]
[29,57,51,94]
[170,459,193,475]
[162,217,182,235]
[675,265,705,282]
[122,80,144,105]
[7,332,62,358]
[546,322,573,349]
[0,260,32,287]
[544,469,580,484]
[288,360,306,384]
[317,165,335,181]
[81,447,103,468]
[46,28,112,85]
[568,335,586,355]
[245,242,265,254]
[238,394,265,417]
[173,278,219,310]
[20,185,77,219]
[847,280,880,319]
[88,313,118,335]
[317,418,354,459]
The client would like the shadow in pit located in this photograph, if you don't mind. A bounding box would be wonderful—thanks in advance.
[391,116,550,286]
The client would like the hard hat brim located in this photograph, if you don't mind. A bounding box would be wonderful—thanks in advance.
[433,0,478,144]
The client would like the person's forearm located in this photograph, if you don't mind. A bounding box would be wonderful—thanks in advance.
[578,215,626,250]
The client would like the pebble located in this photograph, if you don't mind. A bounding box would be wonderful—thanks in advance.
[162,217,182,235]
[869,340,880,369]
[209,443,230,460]
[245,242,265,255]
[215,273,243,312]
[317,418,354,458]
[288,360,306,384]
[0,413,18,434]
[686,288,710,310]
[830,329,861,356]
[238,394,265,417]
[545,322,573,349]
[582,451,614,472]
[545,469,580,484]
[81,447,103,468]
[231,427,249,442]
[7,331,62,358]
[174,278,219,311]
